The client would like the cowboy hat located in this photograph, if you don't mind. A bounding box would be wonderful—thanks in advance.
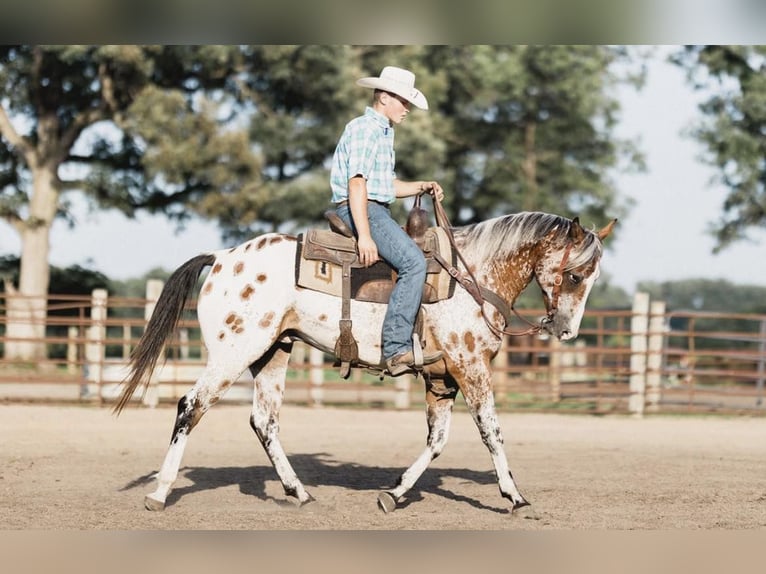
[356,66,429,110]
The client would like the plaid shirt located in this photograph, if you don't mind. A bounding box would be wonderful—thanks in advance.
[330,107,396,204]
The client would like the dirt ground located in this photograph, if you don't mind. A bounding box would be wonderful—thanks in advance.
[1,403,765,530]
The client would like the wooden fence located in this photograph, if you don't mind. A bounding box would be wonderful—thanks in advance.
[1,285,764,416]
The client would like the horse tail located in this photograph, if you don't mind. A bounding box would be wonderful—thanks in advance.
[113,253,216,415]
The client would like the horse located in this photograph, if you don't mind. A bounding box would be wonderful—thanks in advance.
[114,210,615,514]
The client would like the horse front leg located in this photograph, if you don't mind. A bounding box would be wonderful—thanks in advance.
[249,341,314,506]
[378,376,459,513]
[460,368,530,513]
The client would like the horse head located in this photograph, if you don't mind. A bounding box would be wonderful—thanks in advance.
[535,217,616,341]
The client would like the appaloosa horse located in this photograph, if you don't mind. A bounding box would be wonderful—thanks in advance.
[115,210,615,514]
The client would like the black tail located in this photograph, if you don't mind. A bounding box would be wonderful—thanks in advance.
[113,253,216,414]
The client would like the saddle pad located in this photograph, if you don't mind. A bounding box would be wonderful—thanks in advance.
[295,226,456,304]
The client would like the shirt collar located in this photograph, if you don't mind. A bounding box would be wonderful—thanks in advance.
[365,106,392,131]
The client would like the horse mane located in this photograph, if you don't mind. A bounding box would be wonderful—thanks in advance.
[452,211,603,270]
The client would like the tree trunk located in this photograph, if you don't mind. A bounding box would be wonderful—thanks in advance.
[4,165,58,362]
[521,121,538,211]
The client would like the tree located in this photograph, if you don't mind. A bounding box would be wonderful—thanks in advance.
[220,46,645,235]
[197,45,362,242]
[670,45,766,251]
[0,45,258,360]
[1,45,646,361]
[418,45,646,227]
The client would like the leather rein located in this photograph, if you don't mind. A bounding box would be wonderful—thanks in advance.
[426,195,573,339]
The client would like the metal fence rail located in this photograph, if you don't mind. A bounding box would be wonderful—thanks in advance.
[1,287,764,416]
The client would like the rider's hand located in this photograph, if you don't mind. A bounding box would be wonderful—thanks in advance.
[356,235,379,267]
[421,181,444,202]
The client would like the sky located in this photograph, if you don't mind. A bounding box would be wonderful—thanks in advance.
[1,47,765,294]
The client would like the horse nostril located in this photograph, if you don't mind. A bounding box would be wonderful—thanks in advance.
[561,330,572,339]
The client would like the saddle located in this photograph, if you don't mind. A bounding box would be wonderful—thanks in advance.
[294,199,457,377]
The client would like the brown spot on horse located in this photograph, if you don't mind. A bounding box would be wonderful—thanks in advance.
[234,262,245,275]
[240,284,255,300]
[259,311,275,328]
[463,332,476,353]
[256,273,267,283]
[225,313,245,334]
[212,263,223,275]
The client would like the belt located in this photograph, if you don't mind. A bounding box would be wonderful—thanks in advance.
[335,199,390,208]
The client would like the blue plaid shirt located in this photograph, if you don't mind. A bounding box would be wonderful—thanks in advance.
[330,107,396,204]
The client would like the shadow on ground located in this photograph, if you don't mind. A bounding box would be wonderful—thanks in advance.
[121,452,509,513]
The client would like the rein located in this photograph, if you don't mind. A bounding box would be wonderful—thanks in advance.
[427,195,571,339]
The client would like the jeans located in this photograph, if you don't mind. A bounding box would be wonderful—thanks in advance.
[336,202,426,360]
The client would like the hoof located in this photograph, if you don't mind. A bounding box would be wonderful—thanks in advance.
[377,491,397,514]
[287,492,315,508]
[299,493,316,507]
[513,502,540,520]
[144,495,166,511]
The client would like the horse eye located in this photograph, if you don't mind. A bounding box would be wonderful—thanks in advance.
[568,273,582,285]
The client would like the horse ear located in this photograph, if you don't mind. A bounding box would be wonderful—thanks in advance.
[597,218,618,241]
[568,217,585,242]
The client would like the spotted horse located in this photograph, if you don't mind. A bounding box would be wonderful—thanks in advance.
[114,210,615,514]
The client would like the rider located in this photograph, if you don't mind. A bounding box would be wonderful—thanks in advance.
[330,65,444,376]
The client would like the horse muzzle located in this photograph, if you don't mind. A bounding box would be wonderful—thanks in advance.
[541,314,577,341]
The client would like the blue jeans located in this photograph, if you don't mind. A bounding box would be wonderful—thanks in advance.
[337,202,426,360]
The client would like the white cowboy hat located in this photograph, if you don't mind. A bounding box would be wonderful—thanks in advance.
[357,66,429,110]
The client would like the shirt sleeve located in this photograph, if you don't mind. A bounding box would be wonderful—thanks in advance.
[345,124,379,180]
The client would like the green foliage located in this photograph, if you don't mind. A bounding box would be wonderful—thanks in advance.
[0,255,108,295]
[108,267,172,298]
[670,46,766,252]
[216,45,645,239]
[638,278,766,314]
[0,45,258,227]
[2,45,646,291]
[414,45,645,230]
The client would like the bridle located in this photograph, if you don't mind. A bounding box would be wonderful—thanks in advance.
[501,240,574,337]
[429,194,575,339]
[543,240,574,317]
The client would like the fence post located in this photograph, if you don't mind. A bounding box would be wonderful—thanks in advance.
[646,301,666,413]
[756,319,766,408]
[179,328,189,360]
[122,323,131,361]
[629,292,650,417]
[394,374,413,409]
[309,347,324,407]
[84,288,108,400]
[67,326,79,375]
[143,279,164,408]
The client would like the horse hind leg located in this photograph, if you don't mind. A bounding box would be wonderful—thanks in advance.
[378,377,459,513]
[144,364,244,511]
[248,341,314,506]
